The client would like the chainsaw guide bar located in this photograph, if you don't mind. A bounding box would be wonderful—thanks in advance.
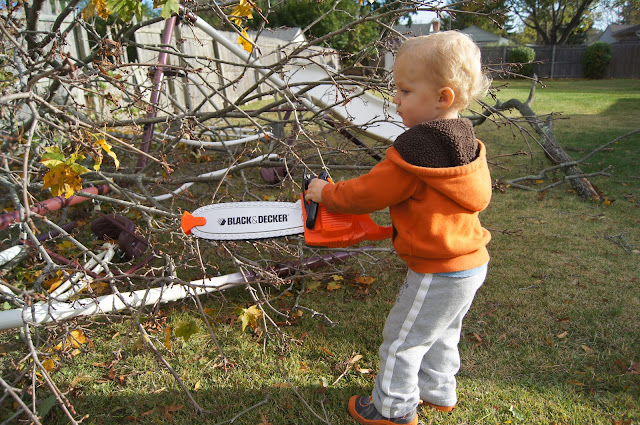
[182,200,304,240]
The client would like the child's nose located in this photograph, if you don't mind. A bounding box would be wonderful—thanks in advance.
[393,94,399,105]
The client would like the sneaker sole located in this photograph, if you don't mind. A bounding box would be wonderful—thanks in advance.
[419,400,455,412]
[348,396,418,425]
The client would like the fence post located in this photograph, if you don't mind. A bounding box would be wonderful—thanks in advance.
[550,44,556,78]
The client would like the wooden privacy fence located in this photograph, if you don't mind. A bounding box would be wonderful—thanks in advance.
[481,43,640,79]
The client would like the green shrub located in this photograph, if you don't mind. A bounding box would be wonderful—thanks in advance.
[509,46,536,77]
[582,42,612,79]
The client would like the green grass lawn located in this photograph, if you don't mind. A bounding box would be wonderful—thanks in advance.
[1,79,639,424]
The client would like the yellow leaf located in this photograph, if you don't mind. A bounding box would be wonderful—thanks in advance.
[94,138,120,169]
[356,276,376,285]
[534,180,544,184]
[238,305,262,332]
[83,0,109,19]
[42,358,56,372]
[230,0,253,26]
[299,361,310,372]
[331,275,344,281]
[69,329,87,348]
[43,163,84,198]
[238,28,253,54]
[194,380,201,391]
[327,281,342,291]
[44,275,65,292]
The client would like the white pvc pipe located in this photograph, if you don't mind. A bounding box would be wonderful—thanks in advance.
[0,271,249,330]
[0,245,25,268]
[50,243,117,301]
[156,131,272,148]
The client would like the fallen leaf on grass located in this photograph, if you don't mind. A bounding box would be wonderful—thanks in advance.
[327,274,344,291]
[556,331,568,339]
[175,320,199,341]
[306,280,321,292]
[299,361,311,372]
[568,380,585,386]
[42,358,56,372]
[37,395,58,420]
[326,281,342,291]
[141,408,156,417]
[273,382,291,388]
[132,335,148,350]
[164,403,183,423]
[581,344,593,353]
[348,354,363,365]
[237,305,262,332]
[257,413,273,425]
[355,276,376,285]
[320,347,334,356]
[355,364,372,374]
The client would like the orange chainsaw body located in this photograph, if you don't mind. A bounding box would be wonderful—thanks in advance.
[301,172,392,248]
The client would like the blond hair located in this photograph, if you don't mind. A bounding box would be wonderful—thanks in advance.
[397,31,491,110]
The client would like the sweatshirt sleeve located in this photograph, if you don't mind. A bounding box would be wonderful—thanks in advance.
[321,157,419,215]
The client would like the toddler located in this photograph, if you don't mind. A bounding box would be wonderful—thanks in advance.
[305,31,492,425]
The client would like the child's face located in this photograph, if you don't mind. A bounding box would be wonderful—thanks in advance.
[393,52,454,127]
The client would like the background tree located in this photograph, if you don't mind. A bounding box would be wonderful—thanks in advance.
[508,0,599,44]
[248,0,400,60]
[440,0,513,36]
[612,0,640,24]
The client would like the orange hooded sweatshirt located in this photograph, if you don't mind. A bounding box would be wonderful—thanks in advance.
[321,139,492,274]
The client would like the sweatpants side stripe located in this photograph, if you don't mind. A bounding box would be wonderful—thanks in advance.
[380,273,432,417]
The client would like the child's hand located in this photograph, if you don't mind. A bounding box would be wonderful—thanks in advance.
[305,178,329,203]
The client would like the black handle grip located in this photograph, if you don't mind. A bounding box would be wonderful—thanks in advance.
[303,171,329,229]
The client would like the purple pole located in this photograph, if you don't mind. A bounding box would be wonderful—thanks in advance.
[135,15,178,173]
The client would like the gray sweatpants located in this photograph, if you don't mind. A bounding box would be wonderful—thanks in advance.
[372,266,487,418]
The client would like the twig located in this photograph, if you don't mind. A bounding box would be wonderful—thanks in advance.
[605,234,633,254]
[137,324,212,414]
[213,395,271,425]
[277,358,332,425]
[0,376,43,425]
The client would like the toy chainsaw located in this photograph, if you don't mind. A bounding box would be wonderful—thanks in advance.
[181,171,392,248]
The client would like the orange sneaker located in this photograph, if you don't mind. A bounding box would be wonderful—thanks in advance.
[419,399,455,412]
[348,395,418,425]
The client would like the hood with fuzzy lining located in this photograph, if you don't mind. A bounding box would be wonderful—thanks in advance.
[387,139,492,213]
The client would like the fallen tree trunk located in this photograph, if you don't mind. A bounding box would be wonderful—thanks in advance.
[472,77,601,200]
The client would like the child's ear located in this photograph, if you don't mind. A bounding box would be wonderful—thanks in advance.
[438,87,455,109]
